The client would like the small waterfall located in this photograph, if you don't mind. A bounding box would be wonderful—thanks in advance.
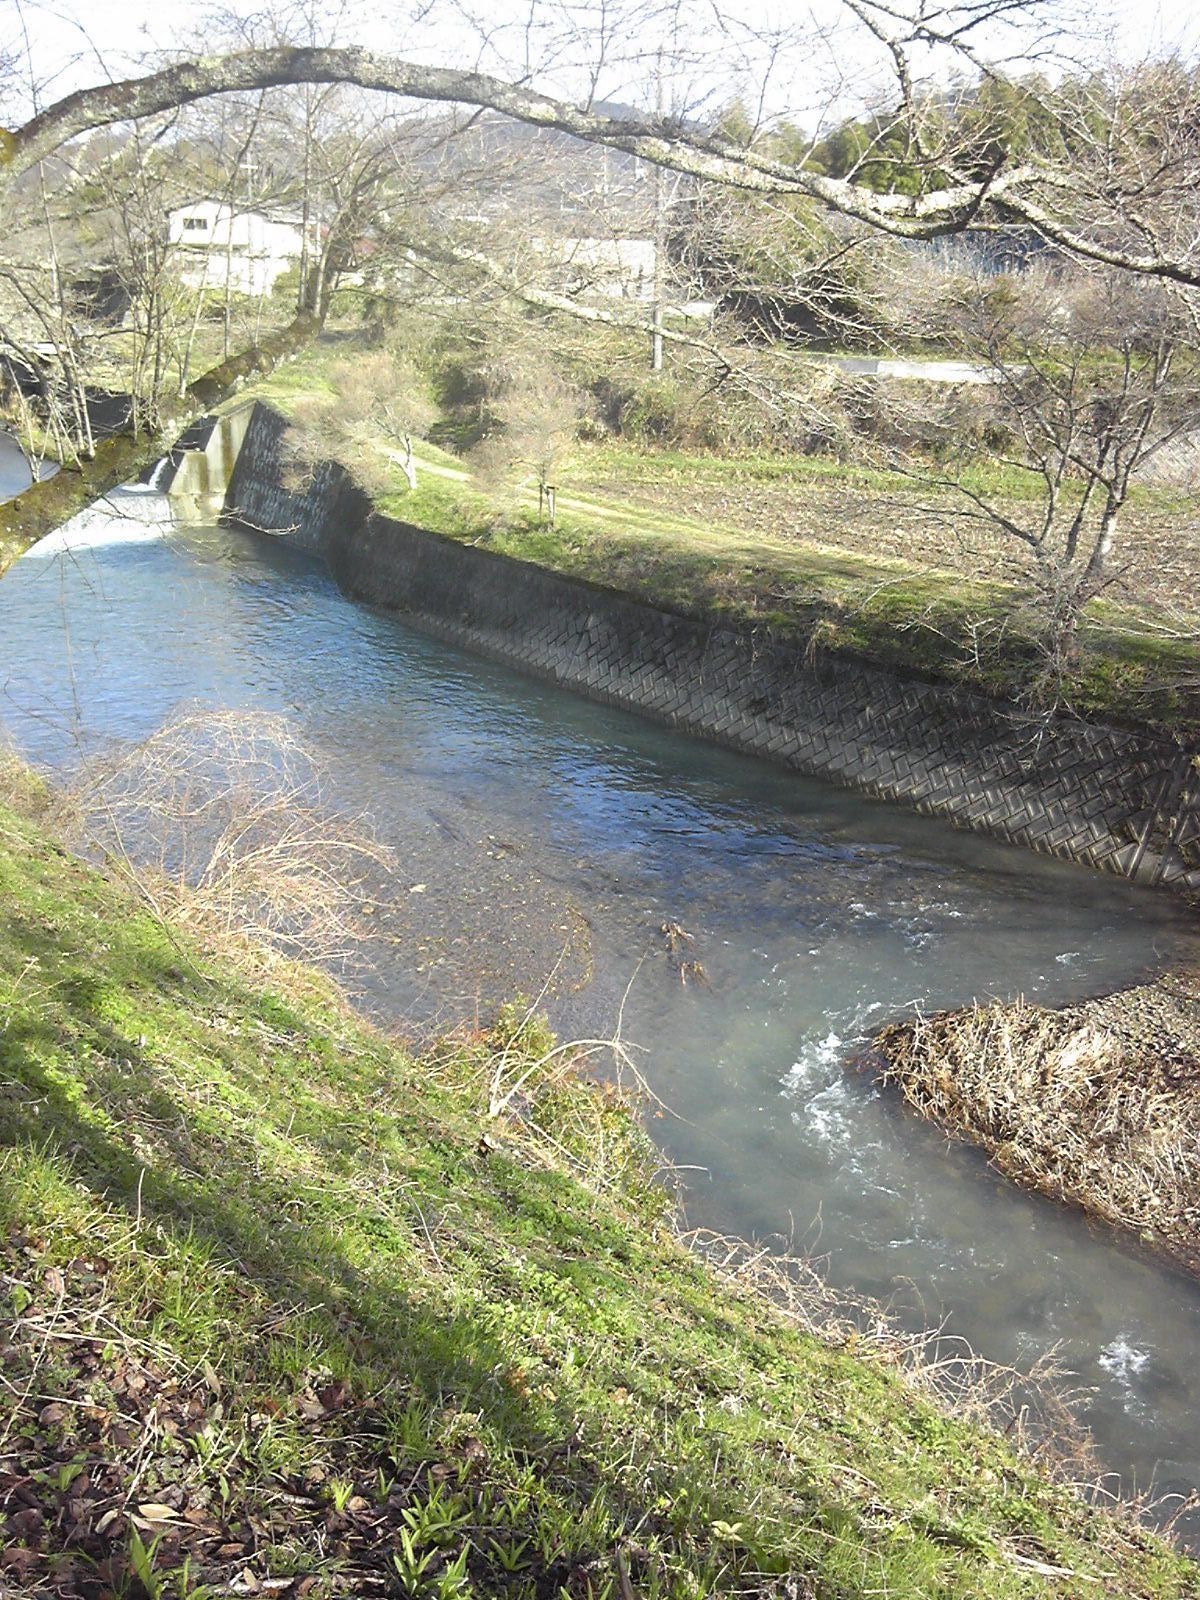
[147,455,172,492]
[20,481,176,558]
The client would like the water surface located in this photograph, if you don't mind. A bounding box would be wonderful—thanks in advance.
[3,493,1200,1533]
[0,429,58,501]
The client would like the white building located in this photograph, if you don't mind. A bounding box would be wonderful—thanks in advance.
[537,236,658,302]
[167,201,318,297]
[530,236,714,319]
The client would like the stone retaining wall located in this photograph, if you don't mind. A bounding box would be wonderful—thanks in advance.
[223,400,1200,894]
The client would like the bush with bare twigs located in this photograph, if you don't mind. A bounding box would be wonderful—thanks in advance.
[470,356,592,528]
[59,709,394,967]
[876,997,1200,1277]
[285,345,437,497]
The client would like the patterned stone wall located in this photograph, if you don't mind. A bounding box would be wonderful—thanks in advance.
[224,402,1200,894]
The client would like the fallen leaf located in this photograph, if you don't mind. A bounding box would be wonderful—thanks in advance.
[317,1379,350,1413]
[137,1502,180,1522]
[0,1547,41,1577]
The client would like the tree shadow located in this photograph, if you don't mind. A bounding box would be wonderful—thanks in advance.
[0,898,624,1534]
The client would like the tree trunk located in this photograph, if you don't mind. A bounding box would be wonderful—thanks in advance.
[651,301,664,373]
[0,313,321,576]
[1083,507,1118,587]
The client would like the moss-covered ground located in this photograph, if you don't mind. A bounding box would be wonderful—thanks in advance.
[229,344,1199,740]
[2,793,1199,1598]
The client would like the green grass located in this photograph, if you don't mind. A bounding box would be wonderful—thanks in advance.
[216,333,365,420]
[229,350,1199,737]
[571,439,1197,524]
[2,800,1198,1598]
[570,440,1052,504]
[375,481,1196,736]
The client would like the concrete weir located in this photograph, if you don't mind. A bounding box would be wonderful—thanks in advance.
[160,405,258,505]
[201,399,1200,893]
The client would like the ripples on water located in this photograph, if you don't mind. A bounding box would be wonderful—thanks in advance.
[4,495,1200,1535]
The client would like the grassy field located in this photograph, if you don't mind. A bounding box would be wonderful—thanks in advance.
[569,442,1199,619]
[231,341,1199,739]
[2,784,1199,1599]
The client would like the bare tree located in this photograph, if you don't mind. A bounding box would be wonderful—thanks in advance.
[473,355,590,527]
[886,262,1200,694]
[6,10,1200,291]
[286,344,437,495]
[5,0,1200,623]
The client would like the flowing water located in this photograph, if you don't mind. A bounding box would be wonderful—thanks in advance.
[0,429,57,502]
[4,491,1200,1534]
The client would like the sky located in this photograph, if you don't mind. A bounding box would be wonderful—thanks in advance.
[6,0,1200,126]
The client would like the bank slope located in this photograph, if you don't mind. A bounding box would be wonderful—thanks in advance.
[0,804,1194,1600]
[230,346,1200,740]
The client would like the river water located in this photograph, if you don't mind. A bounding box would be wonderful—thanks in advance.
[4,491,1200,1532]
[0,429,58,501]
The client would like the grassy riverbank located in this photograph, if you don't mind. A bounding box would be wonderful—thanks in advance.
[231,342,1200,739]
[875,977,1200,1282]
[2,790,1199,1598]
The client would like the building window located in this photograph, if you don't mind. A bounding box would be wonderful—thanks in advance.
[182,217,208,232]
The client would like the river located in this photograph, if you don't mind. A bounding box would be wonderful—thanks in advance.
[4,489,1200,1535]
[0,428,58,501]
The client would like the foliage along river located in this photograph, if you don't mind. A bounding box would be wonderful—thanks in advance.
[4,487,1200,1539]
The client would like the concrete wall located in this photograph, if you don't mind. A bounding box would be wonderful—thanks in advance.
[163,404,257,505]
[223,401,1200,895]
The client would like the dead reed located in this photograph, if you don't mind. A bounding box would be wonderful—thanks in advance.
[876,999,1200,1277]
[58,708,395,970]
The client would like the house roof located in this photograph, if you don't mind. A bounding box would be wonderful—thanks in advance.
[168,201,312,228]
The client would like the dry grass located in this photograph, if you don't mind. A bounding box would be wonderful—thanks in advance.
[55,709,395,969]
[0,734,51,819]
[876,999,1200,1277]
